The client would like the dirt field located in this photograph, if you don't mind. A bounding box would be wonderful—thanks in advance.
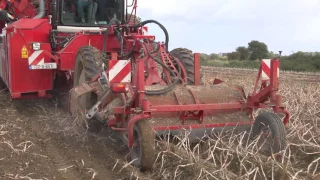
[0,66,319,180]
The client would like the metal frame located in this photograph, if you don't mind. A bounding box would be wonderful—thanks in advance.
[90,46,289,147]
[0,0,290,152]
[68,40,290,148]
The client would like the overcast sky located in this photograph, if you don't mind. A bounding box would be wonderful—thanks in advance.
[136,0,320,55]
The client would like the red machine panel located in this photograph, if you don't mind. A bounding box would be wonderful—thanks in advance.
[0,19,53,99]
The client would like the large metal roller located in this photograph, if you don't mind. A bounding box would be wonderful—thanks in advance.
[144,83,252,140]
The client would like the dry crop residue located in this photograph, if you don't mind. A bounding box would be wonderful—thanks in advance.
[0,92,148,179]
[0,66,319,179]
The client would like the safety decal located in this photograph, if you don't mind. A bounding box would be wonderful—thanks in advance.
[28,50,57,70]
[108,60,131,83]
[21,46,28,58]
[261,59,279,80]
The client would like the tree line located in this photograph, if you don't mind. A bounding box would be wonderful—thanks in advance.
[200,40,320,72]
[130,15,319,72]
[202,40,280,61]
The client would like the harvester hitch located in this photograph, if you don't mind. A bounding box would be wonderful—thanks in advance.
[86,64,111,119]
[85,88,111,119]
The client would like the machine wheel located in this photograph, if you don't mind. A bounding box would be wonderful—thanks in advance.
[0,77,7,91]
[170,48,204,85]
[252,112,287,155]
[129,120,156,171]
[103,94,126,127]
[72,46,104,133]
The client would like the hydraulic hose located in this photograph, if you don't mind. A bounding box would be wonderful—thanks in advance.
[135,20,169,51]
[114,28,124,56]
[120,40,136,58]
[140,42,180,95]
[102,18,178,95]
[148,41,182,77]
[149,41,182,81]
[102,16,121,61]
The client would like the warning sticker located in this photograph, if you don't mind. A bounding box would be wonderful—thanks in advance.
[21,46,28,58]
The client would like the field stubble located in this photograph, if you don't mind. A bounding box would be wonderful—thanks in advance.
[0,66,319,180]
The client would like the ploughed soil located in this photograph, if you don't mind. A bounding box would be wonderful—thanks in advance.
[0,90,150,180]
[1,67,319,179]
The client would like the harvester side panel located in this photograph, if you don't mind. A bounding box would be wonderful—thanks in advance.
[57,35,121,71]
[1,19,53,99]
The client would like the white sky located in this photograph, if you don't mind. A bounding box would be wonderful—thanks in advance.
[134,0,320,55]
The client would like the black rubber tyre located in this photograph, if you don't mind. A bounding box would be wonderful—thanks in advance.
[170,48,204,85]
[129,120,156,171]
[0,77,7,91]
[72,46,104,133]
[252,112,287,155]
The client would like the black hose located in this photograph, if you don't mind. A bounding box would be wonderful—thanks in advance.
[119,40,136,58]
[101,18,177,95]
[150,40,182,84]
[140,42,180,95]
[51,0,57,29]
[135,20,169,51]
[135,20,182,89]
[102,16,121,61]
[114,28,123,56]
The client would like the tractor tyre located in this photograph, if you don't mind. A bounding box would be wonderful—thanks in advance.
[129,120,156,171]
[252,112,287,155]
[0,77,7,91]
[170,48,204,85]
[72,46,104,133]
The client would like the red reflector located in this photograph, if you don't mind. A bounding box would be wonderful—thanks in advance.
[111,83,129,93]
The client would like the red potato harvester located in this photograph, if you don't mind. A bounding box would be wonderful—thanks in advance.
[0,0,289,171]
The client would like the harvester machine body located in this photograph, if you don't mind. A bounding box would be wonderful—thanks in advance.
[0,0,290,171]
[70,42,289,146]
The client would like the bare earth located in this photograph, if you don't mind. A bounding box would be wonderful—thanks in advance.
[0,92,142,179]
[0,66,319,179]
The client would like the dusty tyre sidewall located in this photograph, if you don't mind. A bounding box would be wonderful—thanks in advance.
[129,120,156,171]
[72,46,104,133]
[170,48,204,85]
[73,46,103,87]
[252,112,286,155]
[0,77,7,91]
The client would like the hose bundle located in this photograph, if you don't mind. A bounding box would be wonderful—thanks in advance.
[101,18,181,95]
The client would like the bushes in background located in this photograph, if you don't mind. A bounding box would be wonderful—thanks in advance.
[201,57,320,72]
[199,39,320,72]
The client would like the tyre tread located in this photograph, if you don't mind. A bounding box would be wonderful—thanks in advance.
[170,48,204,84]
[252,112,287,155]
